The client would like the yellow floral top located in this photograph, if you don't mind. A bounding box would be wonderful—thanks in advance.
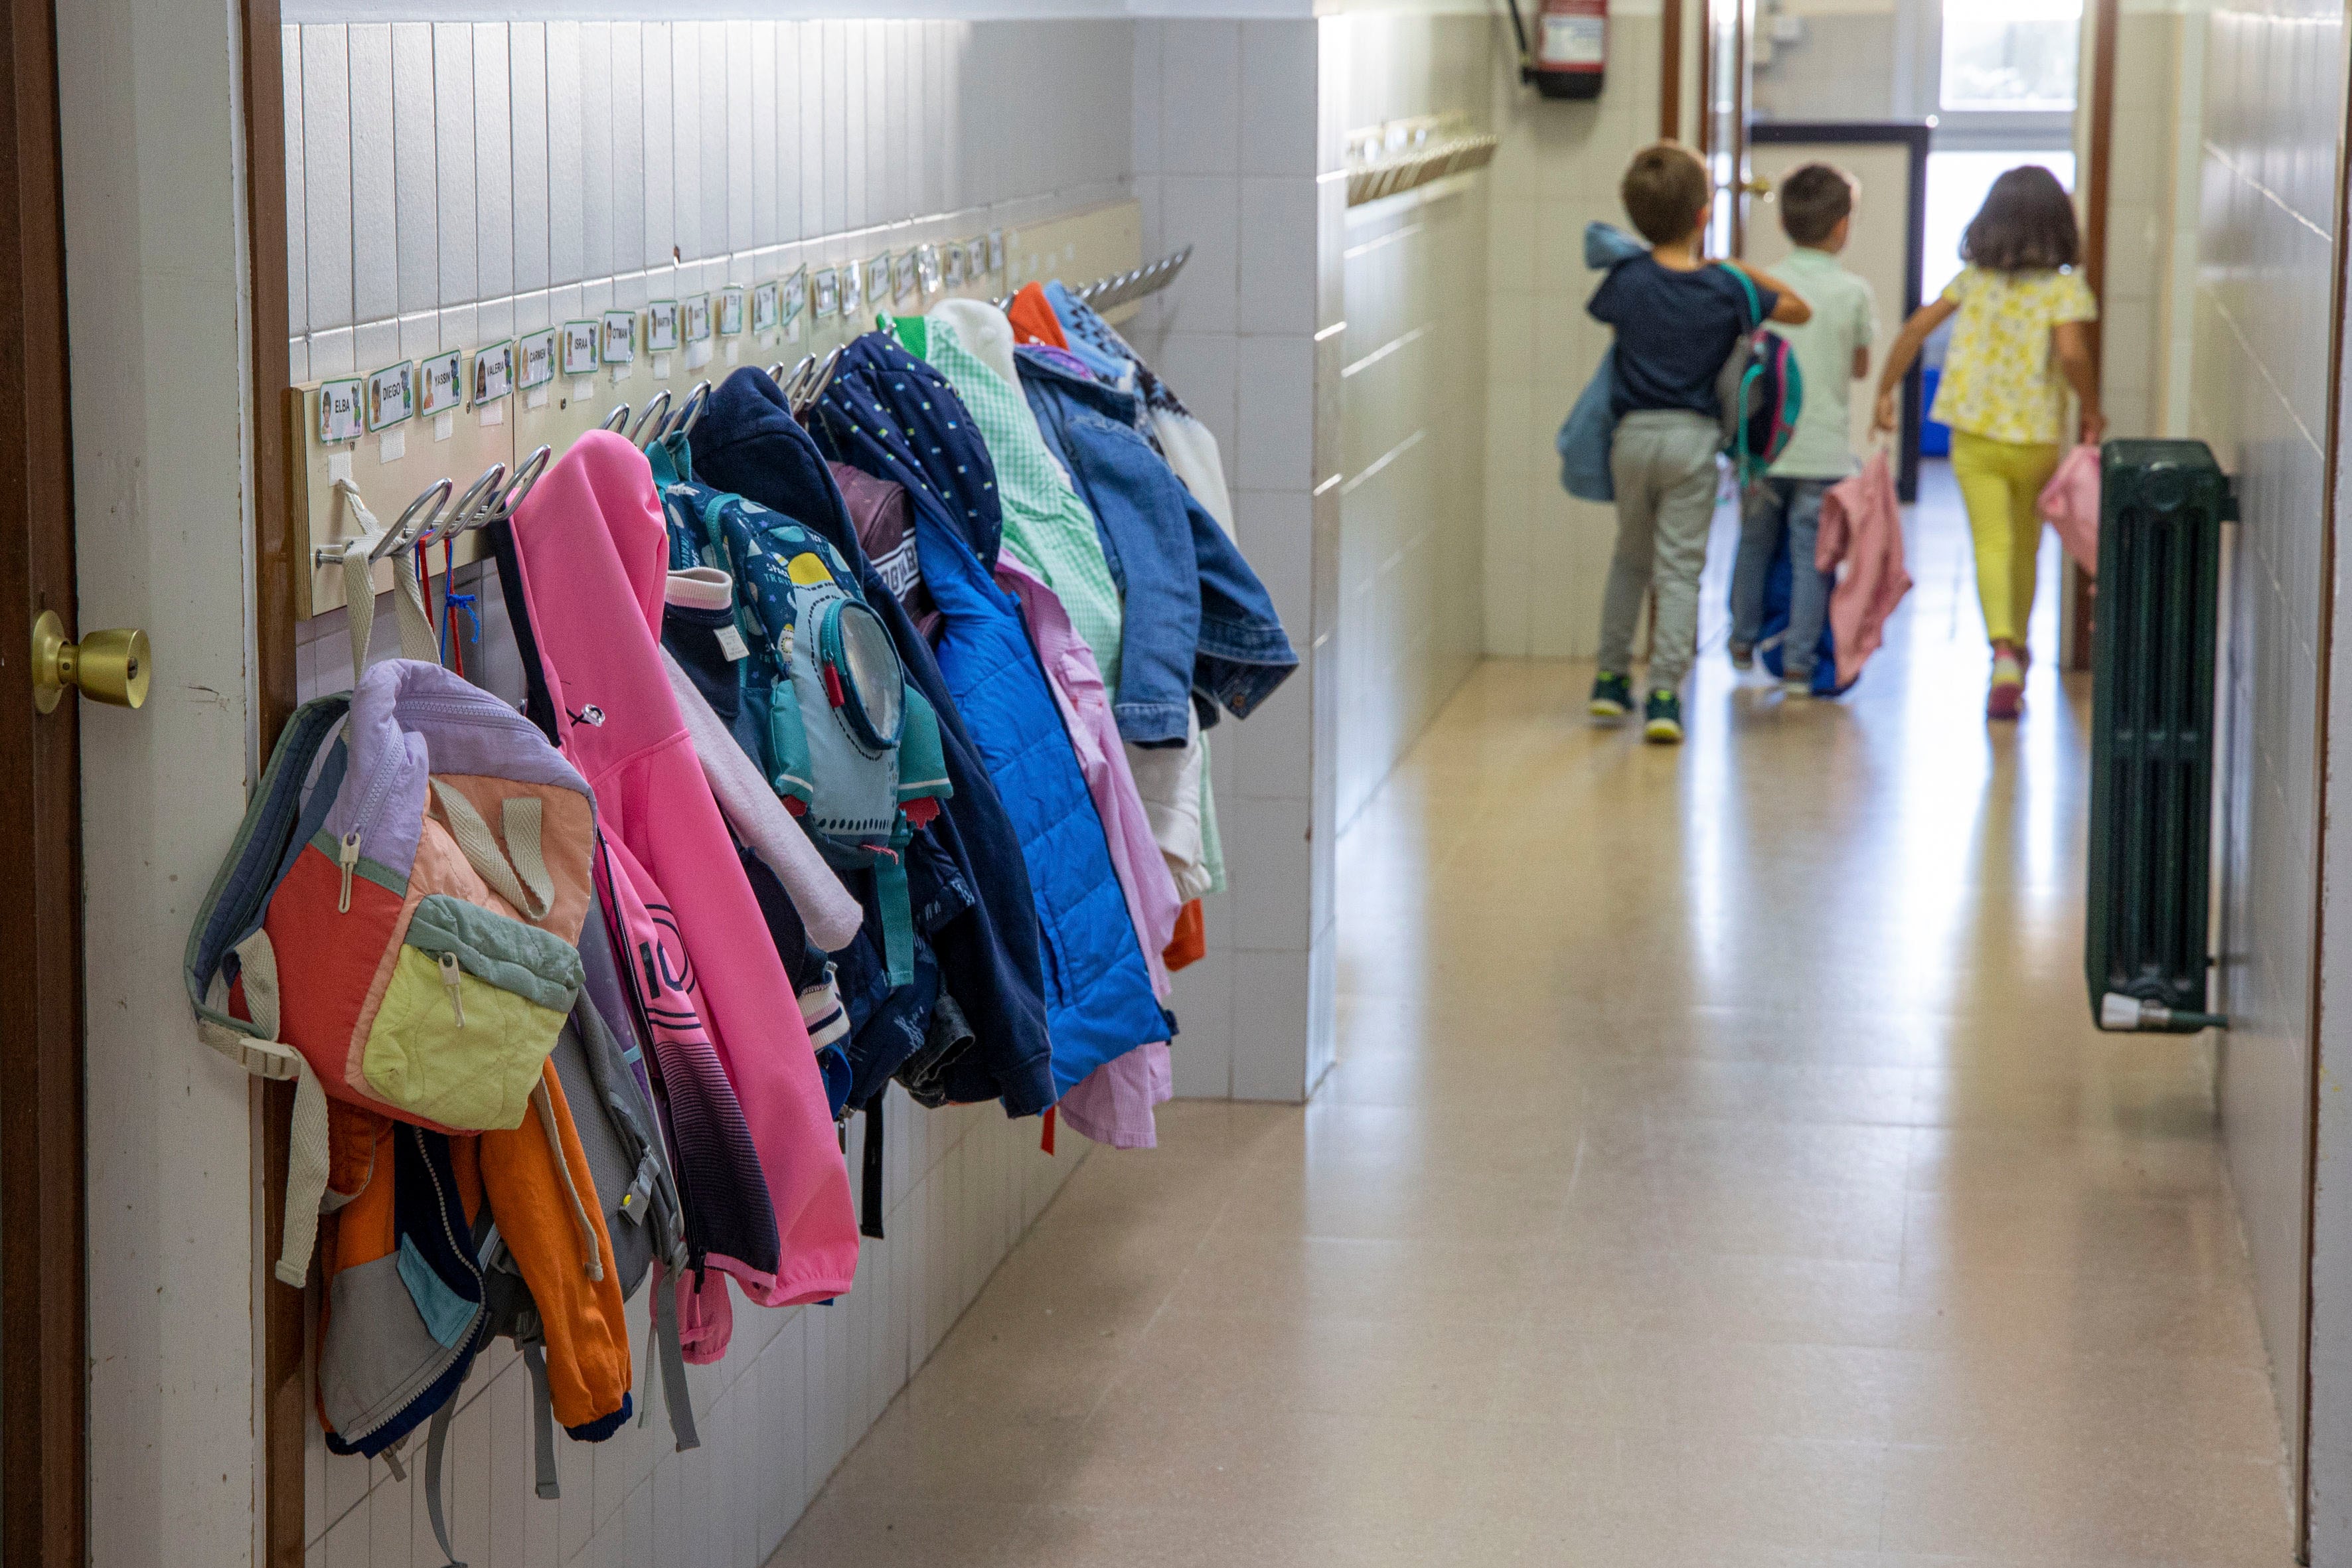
[1929,264,2098,445]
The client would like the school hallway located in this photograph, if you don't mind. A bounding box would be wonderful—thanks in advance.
[764,467,2297,1565]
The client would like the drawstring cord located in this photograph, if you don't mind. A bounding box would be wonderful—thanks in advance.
[532,1079,605,1282]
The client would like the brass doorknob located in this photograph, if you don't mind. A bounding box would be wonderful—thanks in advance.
[31,609,151,713]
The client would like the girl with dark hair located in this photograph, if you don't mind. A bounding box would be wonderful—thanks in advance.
[1871,164,2102,721]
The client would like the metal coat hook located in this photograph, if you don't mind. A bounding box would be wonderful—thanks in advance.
[493,445,552,521]
[599,402,633,433]
[420,462,509,550]
[313,475,451,570]
[994,242,1191,315]
[629,389,672,448]
[669,380,712,441]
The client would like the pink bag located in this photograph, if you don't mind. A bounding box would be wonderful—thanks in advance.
[2039,443,2102,574]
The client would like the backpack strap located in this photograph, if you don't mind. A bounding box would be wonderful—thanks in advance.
[1717,262,1766,333]
[428,781,554,921]
[860,1095,886,1240]
[197,929,333,1286]
[640,1273,702,1454]
[422,1398,467,1568]
[522,1344,561,1499]
[336,480,439,687]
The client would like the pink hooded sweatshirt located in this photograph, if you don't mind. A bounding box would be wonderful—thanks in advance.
[509,432,859,1354]
[1816,451,1915,688]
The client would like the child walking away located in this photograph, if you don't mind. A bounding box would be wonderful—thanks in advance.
[1871,165,2101,720]
[1729,163,1877,698]
[1587,141,1811,744]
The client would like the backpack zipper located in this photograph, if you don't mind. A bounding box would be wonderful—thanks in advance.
[337,830,363,913]
[437,951,467,1027]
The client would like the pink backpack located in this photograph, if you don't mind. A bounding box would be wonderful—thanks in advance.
[2040,443,2102,574]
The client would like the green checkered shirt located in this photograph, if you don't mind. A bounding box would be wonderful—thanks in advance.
[921,319,1127,696]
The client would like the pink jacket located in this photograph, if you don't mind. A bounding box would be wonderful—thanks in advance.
[997,558,1178,1149]
[1816,451,1913,688]
[509,433,858,1352]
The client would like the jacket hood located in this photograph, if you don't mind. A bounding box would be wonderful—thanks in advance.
[1015,341,1143,429]
[692,366,874,574]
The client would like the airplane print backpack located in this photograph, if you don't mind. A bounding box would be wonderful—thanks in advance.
[648,435,951,987]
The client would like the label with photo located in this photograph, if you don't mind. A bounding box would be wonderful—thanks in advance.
[561,321,600,376]
[840,262,864,318]
[751,281,780,333]
[719,287,746,336]
[893,251,919,303]
[601,311,637,364]
[684,294,712,342]
[418,351,463,417]
[864,254,892,309]
[472,340,515,404]
[645,300,680,354]
[917,244,943,295]
[785,266,809,325]
[517,329,557,390]
[943,243,966,288]
[813,268,840,319]
[318,378,364,444]
[364,360,414,432]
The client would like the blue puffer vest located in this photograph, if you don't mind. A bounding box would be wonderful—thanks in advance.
[811,335,1169,1095]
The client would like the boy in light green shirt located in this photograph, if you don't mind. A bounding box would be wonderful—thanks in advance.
[1728,162,1878,694]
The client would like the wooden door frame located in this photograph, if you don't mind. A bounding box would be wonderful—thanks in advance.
[235,0,303,1563]
[0,0,87,1561]
[2067,0,2118,672]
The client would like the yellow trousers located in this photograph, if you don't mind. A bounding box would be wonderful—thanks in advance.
[1950,430,2062,647]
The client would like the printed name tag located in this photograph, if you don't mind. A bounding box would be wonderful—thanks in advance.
[520,329,560,390]
[318,378,364,443]
[714,624,749,662]
[601,311,637,364]
[473,340,515,404]
[840,263,864,318]
[865,254,892,309]
[365,361,414,432]
[943,244,966,288]
[644,301,678,354]
[751,281,780,333]
[560,321,599,376]
[988,229,1006,274]
[720,287,745,336]
[893,252,919,303]
[418,351,463,418]
[684,294,712,342]
[916,244,943,297]
[812,268,840,319]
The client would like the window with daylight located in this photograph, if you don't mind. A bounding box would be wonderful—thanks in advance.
[1940,0,2082,113]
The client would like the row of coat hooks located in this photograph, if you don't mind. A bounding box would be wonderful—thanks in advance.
[322,242,1194,576]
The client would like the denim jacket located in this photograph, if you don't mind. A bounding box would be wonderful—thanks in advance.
[1016,347,1298,743]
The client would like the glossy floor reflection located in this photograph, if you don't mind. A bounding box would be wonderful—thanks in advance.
[768,465,2296,1565]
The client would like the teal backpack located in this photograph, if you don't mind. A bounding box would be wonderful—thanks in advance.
[648,437,949,984]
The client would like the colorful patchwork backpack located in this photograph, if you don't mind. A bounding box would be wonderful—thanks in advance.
[185,536,601,1284]
[648,435,950,986]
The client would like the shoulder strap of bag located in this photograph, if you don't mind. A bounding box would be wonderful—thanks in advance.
[337,479,440,688]
[1716,262,1766,334]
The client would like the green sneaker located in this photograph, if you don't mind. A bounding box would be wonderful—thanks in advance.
[1643,688,1684,744]
[1589,672,1634,720]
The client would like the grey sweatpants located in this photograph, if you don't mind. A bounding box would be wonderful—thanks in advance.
[1597,409,1724,692]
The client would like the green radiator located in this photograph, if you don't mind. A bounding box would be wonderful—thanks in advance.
[2084,439,2232,1033]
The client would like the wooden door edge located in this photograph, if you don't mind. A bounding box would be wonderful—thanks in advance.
[235,1,303,1565]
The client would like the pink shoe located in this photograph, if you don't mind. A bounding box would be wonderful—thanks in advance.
[1986,649,2025,721]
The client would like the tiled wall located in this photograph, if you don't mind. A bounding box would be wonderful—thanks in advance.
[1331,13,1491,829]
[2102,3,2205,442]
[2193,0,2343,1534]
[285,18,1131,384]
[1482,7,1664,659]
[281,18,1131,1567]
[1127,17,1339,1101]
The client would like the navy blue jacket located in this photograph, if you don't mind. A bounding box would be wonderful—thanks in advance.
[809,335,1170,1097]
[692,366,1058,1116]
[1016,348,1298,744]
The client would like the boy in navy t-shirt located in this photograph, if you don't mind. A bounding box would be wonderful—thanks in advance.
[1586,141,1810,743]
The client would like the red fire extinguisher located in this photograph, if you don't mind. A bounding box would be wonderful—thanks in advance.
[1507,0,1607,101]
